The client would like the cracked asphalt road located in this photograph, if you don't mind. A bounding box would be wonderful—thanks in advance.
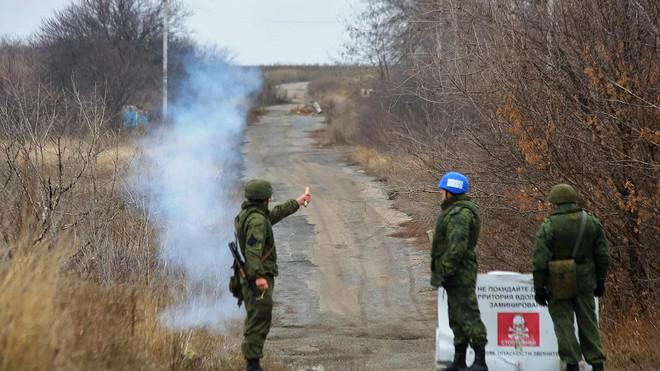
[241,82,436,370]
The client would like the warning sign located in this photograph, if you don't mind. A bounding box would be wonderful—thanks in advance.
[497,312,539,348]
[435,272,599,371]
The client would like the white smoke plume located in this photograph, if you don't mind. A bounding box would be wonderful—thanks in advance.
[130,53,261,330]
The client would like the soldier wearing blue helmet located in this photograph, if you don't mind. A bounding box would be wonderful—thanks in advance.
[432,171,488,371]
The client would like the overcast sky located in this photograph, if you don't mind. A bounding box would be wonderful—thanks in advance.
[0,0,360,65]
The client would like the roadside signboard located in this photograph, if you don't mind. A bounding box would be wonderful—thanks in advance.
[436,271,597,371]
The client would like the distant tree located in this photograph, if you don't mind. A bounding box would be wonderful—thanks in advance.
[342,0,413,80]
[36,0,189,119]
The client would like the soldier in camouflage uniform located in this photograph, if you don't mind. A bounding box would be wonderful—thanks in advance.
[533,184,608,371]
[235,179,311,371]
[431,172,488,371]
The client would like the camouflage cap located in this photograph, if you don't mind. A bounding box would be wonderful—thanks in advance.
[245,179,273,201]
[548,183,577,204]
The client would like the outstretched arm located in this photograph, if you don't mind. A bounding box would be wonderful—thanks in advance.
[269,193,311,225]
[269,200,300,225]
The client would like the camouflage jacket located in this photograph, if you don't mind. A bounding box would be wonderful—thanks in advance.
[234,199,300,279]
[431,194,481,288]
[532,203,609,294]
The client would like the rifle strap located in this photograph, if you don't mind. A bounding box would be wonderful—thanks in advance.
[261,247,274,263]
[239,210,274,264]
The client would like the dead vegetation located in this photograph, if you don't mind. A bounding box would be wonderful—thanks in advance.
[0,26,285,371]
[305,67,376,145]
[316,0,659,368]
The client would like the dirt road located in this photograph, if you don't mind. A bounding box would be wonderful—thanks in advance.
[242,83,437,370]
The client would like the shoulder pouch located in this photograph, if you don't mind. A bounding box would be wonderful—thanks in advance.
[548,211,587,300]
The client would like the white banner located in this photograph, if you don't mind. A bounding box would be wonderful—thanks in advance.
[436,271,597,371]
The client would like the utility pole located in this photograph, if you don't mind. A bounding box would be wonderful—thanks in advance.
[162,0,168,124]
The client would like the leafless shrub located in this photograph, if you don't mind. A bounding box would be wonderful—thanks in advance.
[345,0,659,312]
[0,222,284,371]
[35,0,190,118]
[1,39,152,278]
[0,40,289,371]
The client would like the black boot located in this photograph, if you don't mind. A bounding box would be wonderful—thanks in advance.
[591,364,604,371]
[462,345,488,371]
[246,358,263,371]
[441,344,467,371]
[565,364,579,371]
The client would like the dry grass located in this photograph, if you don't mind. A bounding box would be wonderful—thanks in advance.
[303,67,378,146]
[0,201,288,371]
[261,66,321,86]
[0,231,271,371]
[0,39,296,371]
[601,309,660,370]
[261,65,371,86]
[0,134,288,371]
[307,93,356,145]
[349,146,390,177]
[96,142,138,170]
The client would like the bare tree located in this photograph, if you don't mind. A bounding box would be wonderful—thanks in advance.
[36,0,189,119]
[342,0,416,79]
[346,0,659,310]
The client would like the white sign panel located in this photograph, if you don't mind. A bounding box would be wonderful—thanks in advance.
[436,271,597,371]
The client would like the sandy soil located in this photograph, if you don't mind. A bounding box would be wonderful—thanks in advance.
[242,82,437,371]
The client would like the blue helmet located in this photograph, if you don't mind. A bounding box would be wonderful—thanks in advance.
[438,171,469,194]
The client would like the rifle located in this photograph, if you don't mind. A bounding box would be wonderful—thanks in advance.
[228,238,260,306]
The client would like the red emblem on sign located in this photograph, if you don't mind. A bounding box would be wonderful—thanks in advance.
[497,312,540,348]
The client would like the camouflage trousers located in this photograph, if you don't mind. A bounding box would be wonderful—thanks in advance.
[241,276,275,360]
[446,286,488,346]
[548,294,606,365]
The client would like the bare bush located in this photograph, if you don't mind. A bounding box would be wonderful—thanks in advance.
[35,0,189,118]
[0,225,284,371]
[0,40,289,371]
[345,0,659,312]
[0,46,155,284]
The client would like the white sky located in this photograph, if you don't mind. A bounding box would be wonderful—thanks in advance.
[0,0,361,65]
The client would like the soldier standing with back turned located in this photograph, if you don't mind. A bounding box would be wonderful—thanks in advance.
[533,184,608,371]
[431,171,489,371]
[235,179,311,371]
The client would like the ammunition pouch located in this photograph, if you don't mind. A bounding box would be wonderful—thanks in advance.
[229,274,243,303]
[548,258,577,300]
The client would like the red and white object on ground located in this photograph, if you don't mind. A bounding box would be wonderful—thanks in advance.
[435,272,598,371]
